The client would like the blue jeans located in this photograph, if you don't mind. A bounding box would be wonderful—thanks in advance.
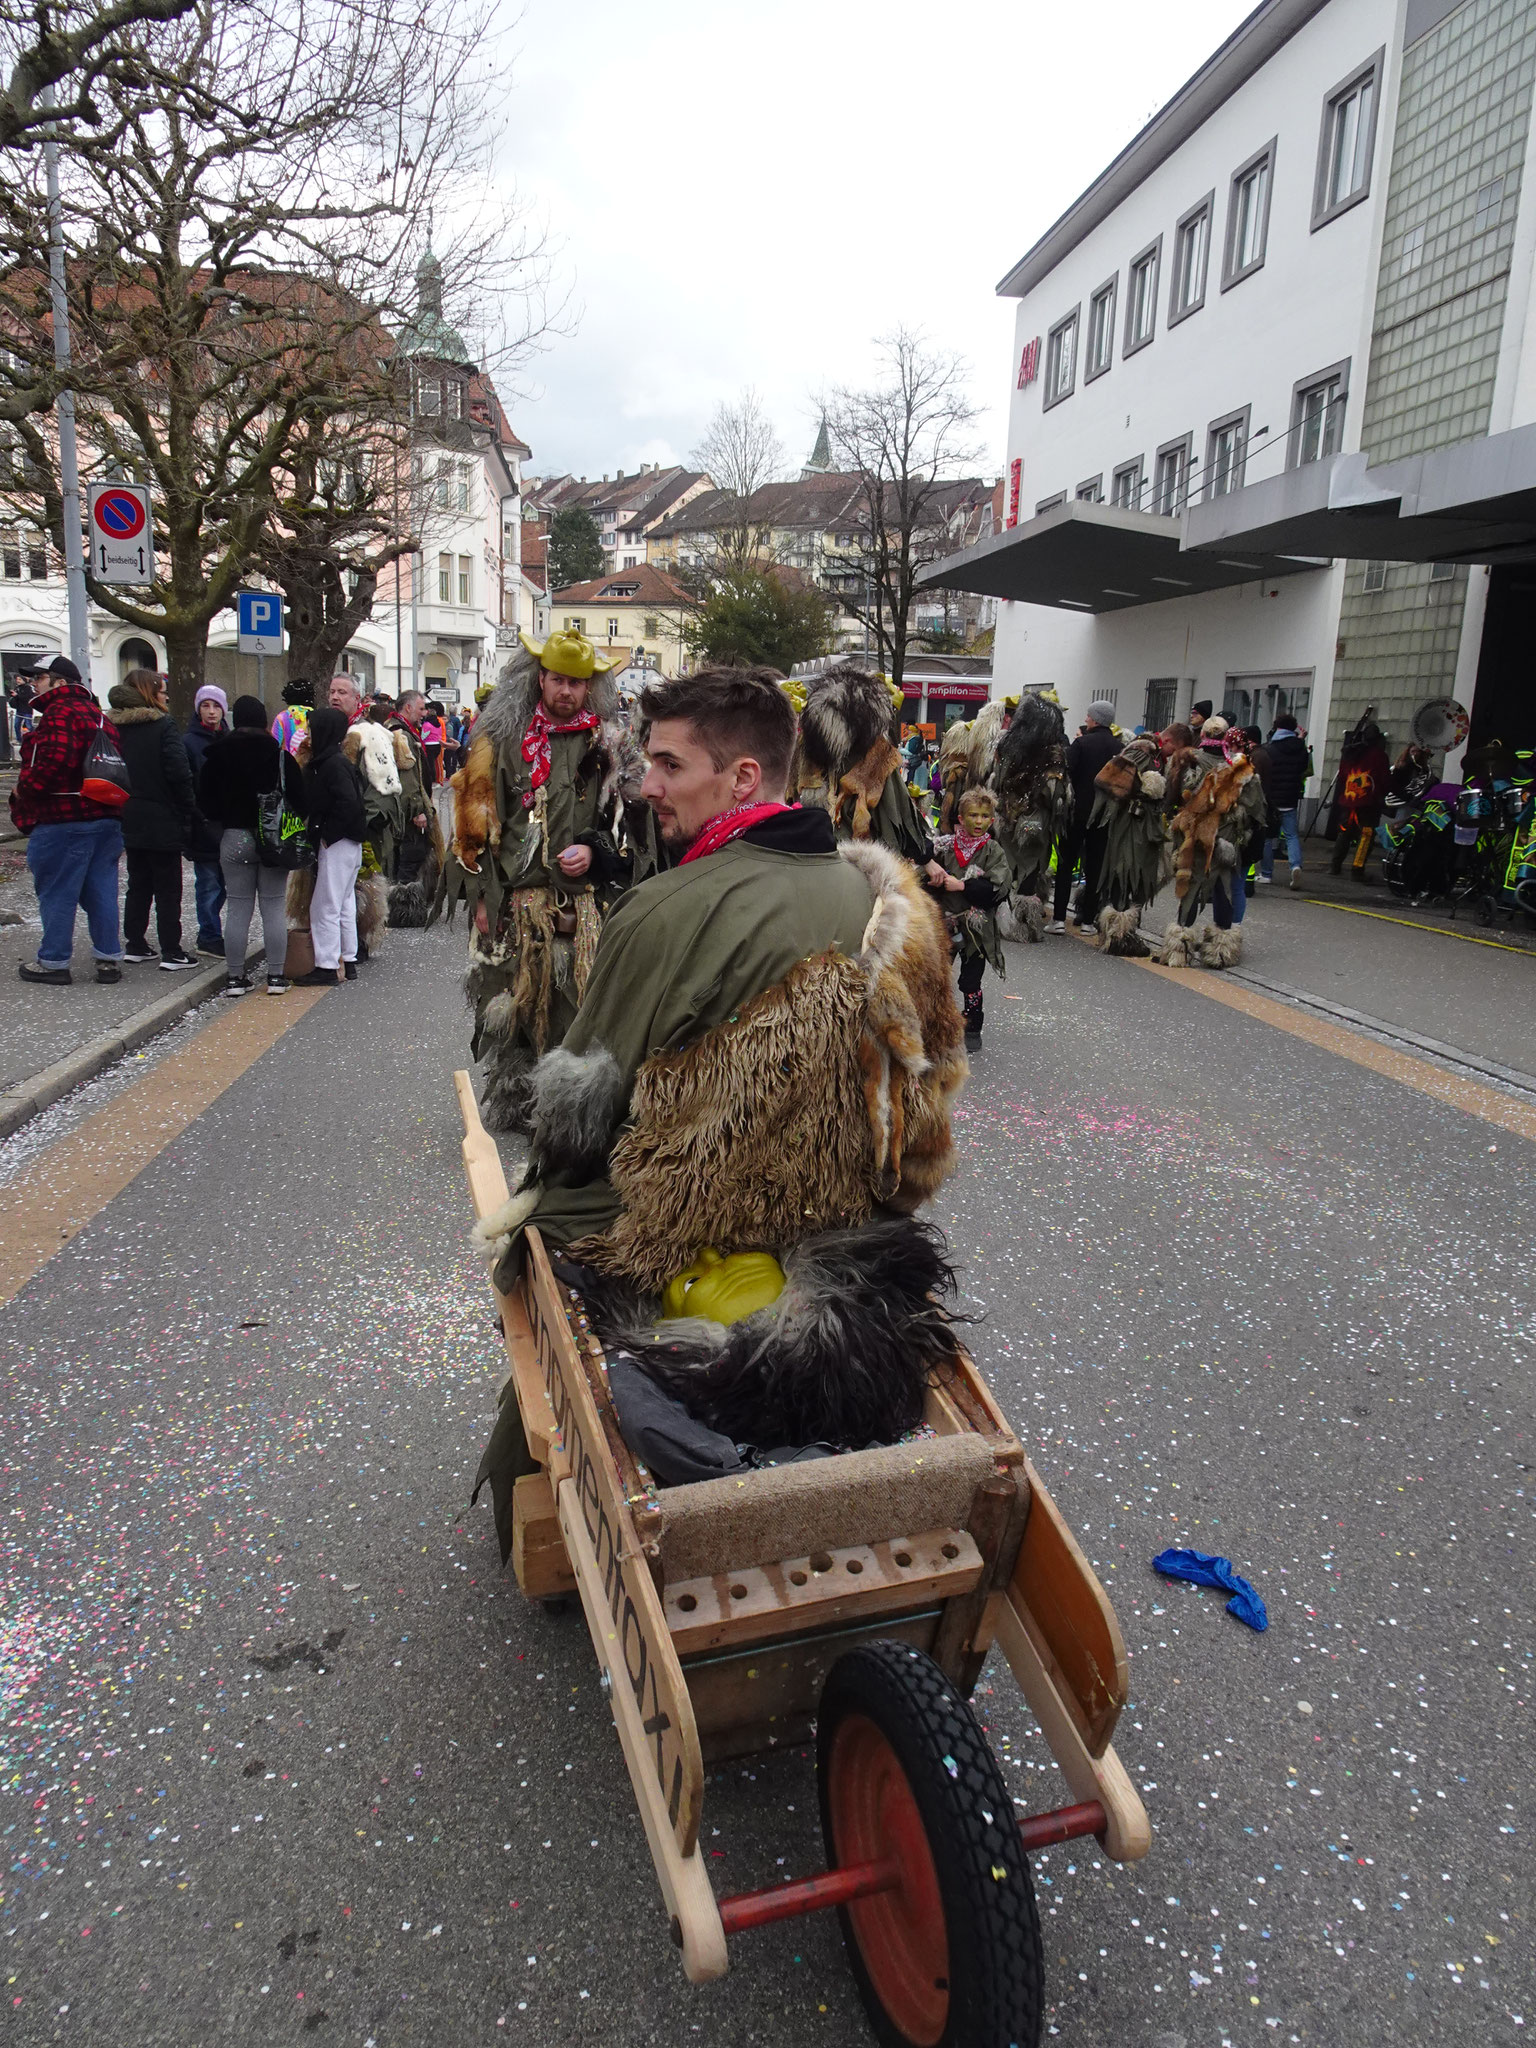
[1211,863,1248,929]
[194,859,226,949]
[26,818,123,968]
[1261,809,1303,878]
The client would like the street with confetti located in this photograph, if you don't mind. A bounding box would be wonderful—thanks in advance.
[0,893,1529,2047]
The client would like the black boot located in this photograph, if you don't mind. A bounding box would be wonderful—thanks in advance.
[963,987,983,1048]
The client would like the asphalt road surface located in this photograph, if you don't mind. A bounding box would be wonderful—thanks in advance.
[1,906,1530,2047]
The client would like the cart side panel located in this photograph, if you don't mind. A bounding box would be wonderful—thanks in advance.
[524,1232,706,1859]
[1009,1458,1130,1759]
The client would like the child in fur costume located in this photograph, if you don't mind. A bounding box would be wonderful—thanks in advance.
[924,787,1009,1047]
[1084,734,1166,955]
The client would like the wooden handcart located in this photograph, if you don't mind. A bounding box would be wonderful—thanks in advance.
[457,1072,1149,2046]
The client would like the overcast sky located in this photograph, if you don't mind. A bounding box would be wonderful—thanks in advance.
[491,0,1253,483]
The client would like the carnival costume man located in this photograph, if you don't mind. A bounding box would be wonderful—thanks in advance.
[989,687,1072,938]
[470,667,967,1551]
[436,630,644,1131]
[792,664,931,859]
[926,786,1010,1046]
[1083,735,1166,956]
[380,691,445,926]
[1154,718,1267,968]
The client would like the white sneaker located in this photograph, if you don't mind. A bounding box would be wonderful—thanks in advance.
[1046,919,1067,934]
[1289,869,1302,891]
[1255,874,1273,885]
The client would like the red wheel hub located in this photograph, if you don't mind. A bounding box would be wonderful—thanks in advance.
[827,1713,949,2045]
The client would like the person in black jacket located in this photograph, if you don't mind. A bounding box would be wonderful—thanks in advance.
[297,706,366,985]
[107,669,198,967]
[1258,712,1312,888]
[1049,701,1122,931]
[183,684,230,955]
[200,694,304,996]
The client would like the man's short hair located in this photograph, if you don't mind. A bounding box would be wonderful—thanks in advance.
[1273,710,1298,731]
[640,666,796,795]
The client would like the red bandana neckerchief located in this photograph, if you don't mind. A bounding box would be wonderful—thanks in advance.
[522,702,602,799]
[941,823,991,866]
[678,800,794,865]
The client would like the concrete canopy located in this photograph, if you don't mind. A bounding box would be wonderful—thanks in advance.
[916,497,1324,615]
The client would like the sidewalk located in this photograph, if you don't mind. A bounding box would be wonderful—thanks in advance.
[0,844,236,1136]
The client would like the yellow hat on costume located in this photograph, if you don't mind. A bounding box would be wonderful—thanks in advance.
[518,629,620,679]
[1034,685,1063,706]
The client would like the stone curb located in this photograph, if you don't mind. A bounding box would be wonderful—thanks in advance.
[0,953,261,1143]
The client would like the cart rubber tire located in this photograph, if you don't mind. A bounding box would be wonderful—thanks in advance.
[817,1641,1044,2048]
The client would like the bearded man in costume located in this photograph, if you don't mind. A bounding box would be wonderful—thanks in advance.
[792,664,931,859]
[436,630,642,1131]
[470,667,967,1545]
[990,686,1072,939]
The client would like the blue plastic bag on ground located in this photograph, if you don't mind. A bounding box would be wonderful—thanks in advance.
[1152,1547,1268,1632]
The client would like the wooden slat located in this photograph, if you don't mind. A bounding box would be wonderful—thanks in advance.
[663,1528,982,1658]
[524,1230,706,1861]
[1010,1457,1129,1758]
[512,1472,576,1598]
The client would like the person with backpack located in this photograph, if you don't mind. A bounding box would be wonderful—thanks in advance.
[295,706,367,985]
[198,694,305,996]
[9,655,127,986]
[1258,711,1312,889]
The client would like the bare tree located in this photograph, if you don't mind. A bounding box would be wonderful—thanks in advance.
[0,0,553,715]
[822,330,983,693]
[0,0,197,152]
[688,386,787,575]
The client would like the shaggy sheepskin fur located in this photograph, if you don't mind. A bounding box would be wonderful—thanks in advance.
[964,698,1010,787]
[583,1216,965,1452]
[343,721,401,796]
[527,1047,626,1182]
[355,871,389,954]
[796,666,898,780]
[387,848,440,927]
[1001,892,1048,942]
[1200,924,1243,969]
[1095,905,1150,957]
[1153,920,1197,968]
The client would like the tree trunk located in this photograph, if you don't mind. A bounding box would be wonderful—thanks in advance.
[161,619,209,726]
[280,560,380,688]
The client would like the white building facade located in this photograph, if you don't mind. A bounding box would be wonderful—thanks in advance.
[933,0,1536,788]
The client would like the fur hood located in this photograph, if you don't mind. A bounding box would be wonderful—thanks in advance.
[796,665,899,780]
[476,646,620,753]
[343,719,402,796]
[105,704,162,726]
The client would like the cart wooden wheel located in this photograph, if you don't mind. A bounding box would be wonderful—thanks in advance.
[817,1642,1045,2048]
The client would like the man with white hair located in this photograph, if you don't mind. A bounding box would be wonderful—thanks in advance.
[327,673,364,724]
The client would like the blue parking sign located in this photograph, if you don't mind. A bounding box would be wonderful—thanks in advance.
[237,591,284,654]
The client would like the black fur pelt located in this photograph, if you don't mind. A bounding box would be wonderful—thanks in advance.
[994,690,1067,800]
[578,1217,966,1451]
[799,666,899,780]
[387,847,440,928]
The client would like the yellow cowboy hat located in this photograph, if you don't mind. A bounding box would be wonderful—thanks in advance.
[518,629,620,679]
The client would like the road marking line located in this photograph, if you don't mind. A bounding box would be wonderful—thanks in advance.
[0,984,332,1305]
[1137,959,1536,1144]
[1305,897,1536,955]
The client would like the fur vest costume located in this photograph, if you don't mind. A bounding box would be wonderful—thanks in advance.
[516,840,965,1292]
[1168,754,1254,898]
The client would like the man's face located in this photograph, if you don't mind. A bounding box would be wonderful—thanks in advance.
[539,668,591,721]
[328,676,361,718]
[641,717,760,851]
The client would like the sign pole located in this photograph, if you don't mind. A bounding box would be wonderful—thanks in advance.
[257,649,265,708]
[42,88,92,684]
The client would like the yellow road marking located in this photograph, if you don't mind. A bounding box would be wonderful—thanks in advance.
[0,983,332,1305]
[1137,957,1536,1143]
[1305,897,1536,955]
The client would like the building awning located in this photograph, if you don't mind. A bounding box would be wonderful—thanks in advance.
[1184,424,1536,566]
[917,498,1324,615]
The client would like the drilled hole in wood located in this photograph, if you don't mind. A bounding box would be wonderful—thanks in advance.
[677,1593,698,1611]
[893,1551,912,1567]
[941,1543,959,1559]
[789,1570,808,1586]
[845,1559,863,1574]
[809,1551,834,1574]
[730,1584,748,1600]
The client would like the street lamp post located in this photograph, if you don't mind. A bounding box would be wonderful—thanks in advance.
[41,87,92,683]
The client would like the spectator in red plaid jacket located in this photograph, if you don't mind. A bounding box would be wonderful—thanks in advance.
[9,656,125,986]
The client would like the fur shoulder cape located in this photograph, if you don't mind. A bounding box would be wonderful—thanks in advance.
[1169,754,1254,897]
[574,839,966,1290]
[794,666,905,839]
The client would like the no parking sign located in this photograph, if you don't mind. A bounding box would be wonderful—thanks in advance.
[88,483,154,586]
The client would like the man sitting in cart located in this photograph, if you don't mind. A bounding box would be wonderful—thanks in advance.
[472,665,968,1513]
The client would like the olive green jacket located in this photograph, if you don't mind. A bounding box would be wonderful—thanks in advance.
[934,834,1011,975]
[439,726,621,930]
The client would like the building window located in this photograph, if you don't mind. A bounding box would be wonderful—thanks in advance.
[1400,224,1425,274]
[438,552,451,602]
[1035,493,1067,515]
[605,616,619,638]
[1145,678,1178,730]
[1083,278,1116,383]
[458,467,470,513]
[1428,561,1456,584]
[1075,475,1104,502]
[458,555,472,605]
[643,615,659,638]
[1169,194,1213,324]
[1313,53,1382,229]
[436,461,451,510]
[1111,459,1144,510]
[446,382,462,421]
[417,375,442,419]
[1223,141,1275,287]
[1124,239,1160,354]
[1153,436,1191,516]
[1474,177,1505,235]
[1205,407,1250,499]
[1290,360,1349,466]
[1362,560,1387,592]
[1043,308,1079,409]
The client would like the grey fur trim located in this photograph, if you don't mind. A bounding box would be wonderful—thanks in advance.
[1200,924,1243,969]
[1005,892,1047,942]
[471,1186,539,1265]
[529,1045,626,1182]
[479,1040,536,1133]
[1152,919,1194,968]
[1095,906,1149,957]
[836,838,915,983]
[799,666,897,776]
[476,647,620,757]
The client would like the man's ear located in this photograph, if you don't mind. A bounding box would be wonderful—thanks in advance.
[732,755,764,803]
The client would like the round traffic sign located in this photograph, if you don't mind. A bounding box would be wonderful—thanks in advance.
[94,490,146,539]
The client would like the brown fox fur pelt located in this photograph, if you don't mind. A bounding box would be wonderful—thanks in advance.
[449,733,499,874]
[576,840,966,1291]
[1169,756,1253,898]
